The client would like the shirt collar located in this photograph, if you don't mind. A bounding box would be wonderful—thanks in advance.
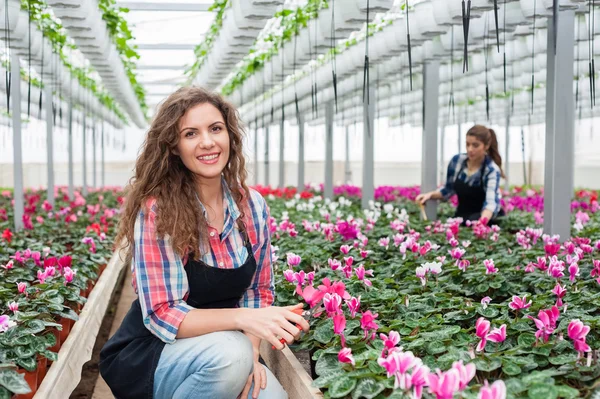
[195,176,241,222]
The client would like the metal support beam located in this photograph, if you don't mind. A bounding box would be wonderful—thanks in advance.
[68,102,74,200]
[82,113,88,196]
[264,126,270,186]
[440,125,446,185]
[101,123,105,188]
[92,122,97,188]
[45,86,55,207]
[422,61,441,221]
[136,43,196,50]
[11,53,24,231]
[254,126,259,186]
[345,125,352,184]
[279,119,285,188]
[324,102,334,200]
[544,10,575,240]
[117,2,211,11]
[457,121,462,153]
[504,111,510,192]
[297,114,305,192]
[362,86,376,210]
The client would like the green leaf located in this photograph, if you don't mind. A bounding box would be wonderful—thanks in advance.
[315,355,342,376]
[426,341,447,355]
[555,385,580,399]
[329,376,357,398]
[41,350,58,362]
[477,307,500,318]
[314,320,335,344]
[505,378,526,394]
[0,370,31,394]
[518,333,537,347]
[502,361,522,376]
[473,357,502,372]
[528,383,558,399]
[14,346,35,359]
[351,378,385,399]
[15,357,36,372]
[548,353,577,365]
[312,370,345,388]
[22,319,45,335]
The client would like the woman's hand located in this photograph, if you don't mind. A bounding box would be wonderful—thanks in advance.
[235,303,310,350]
[416,192,433,205]
[238,360,266,399]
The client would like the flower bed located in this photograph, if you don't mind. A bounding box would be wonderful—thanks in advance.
[268,191,600,398]
[0,187,121,398]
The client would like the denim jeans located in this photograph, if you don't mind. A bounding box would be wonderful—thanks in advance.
[153,331,288,399]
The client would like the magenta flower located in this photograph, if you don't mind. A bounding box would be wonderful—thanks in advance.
[567,319,591,357]
[552,283,567,307]
[63,267,75,284]
[568,263,580,282]
[298,285,325,308]
[535,257,548,271]
[481,297,492,309]
[478,380,507,399]
[286,253,301,267]
[340,245,351,255]
[475,317,491,352]
[409,363,431,399]
[336,220,359,241]
[547,256,565,278]
[44,266,56,277]
[294,270,306,286]
[448,237,459,247]
[344,256,354,268]
[451,361,476,390]
[484,259,498,274]
[346,296,360,318]
[355,265,374,286]
[544,243,561,257]
[360,249,369,259]
[378,237,390,249]
[486,325,507,343]
[328,258,341,271]
[380,330,401,350]
[0,315,16,333]
[323,293,342,315]
[8,302,18,313]
[283,269,295,283]
[527,306,560,343]
[17,282,27,295]
[338,347,355,366]
[427,368,461,399]
[10,251,25,263]
[31,252,41,266]
[1,260,13,270]
[449,248,465,260]
[306,271,315,285]
[524,262,536,273]
[457,259,470,272]
[360,310,379,341]
[508,295,532,311]
[37,270,48,284]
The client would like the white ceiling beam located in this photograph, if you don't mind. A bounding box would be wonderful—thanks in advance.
[136,43,197,50]
[118,2,211,12]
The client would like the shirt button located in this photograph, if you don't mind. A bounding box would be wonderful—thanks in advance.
[210,231,215,237]
[219,261,224,267]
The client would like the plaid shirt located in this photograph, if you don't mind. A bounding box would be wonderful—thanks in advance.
[439,154,502,216]
[131,182,274,344]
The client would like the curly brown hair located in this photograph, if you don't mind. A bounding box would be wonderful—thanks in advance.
[116,86,249,264]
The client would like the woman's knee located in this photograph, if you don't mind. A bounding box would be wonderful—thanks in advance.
[202,331,254,376]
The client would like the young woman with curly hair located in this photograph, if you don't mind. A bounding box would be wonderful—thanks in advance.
[99,87,307,399]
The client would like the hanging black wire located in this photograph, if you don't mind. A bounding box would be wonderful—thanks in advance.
[27,0,31,117]
[576,16,581,113]
[503,0,507,94]
[313,14,318,112]
[592,0,596,107]
[293,18,300,125]
[530,0,536,114]
[5,0,12,111]
[331,0,338,112]
[449,26,455,122]
[521,127,527,185]
[589,0,595,109]
[462,0,472,72]
[553,0,558,55]
[484,14,490,121]
[308,16,315,117]
[406,0,413,90]
[281,39,285,123]
[493,0,500,52]
[39,30,44,119]
[362,0,371,104]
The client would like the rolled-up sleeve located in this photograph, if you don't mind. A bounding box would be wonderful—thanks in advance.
[440,155,459,200]
[482,169,501,215]
[239,193,274,309]
[133,201,193,344]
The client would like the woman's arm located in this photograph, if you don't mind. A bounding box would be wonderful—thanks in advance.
[481,167,502,222]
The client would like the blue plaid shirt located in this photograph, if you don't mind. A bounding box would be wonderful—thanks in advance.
[439,154,502,216]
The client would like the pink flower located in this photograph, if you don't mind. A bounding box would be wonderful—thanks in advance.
[568,319,590,342]
[360,249,369,259]
[283,269,295,283]
[484,259,498,274]
[416,266,428,286]
[336,221,359,241]
[37,270,48,284]
[338,347,355,366]
[486,325,507,343]
[409,364,430,399]
[448,237,459,247]
[481,297,492,309]
[545,243,561,257]
[527,306,560,343]
[323,293,342,315]
[475,318,491,352]
[449,248,465,260]
[380,330,401,350]
[568,263,580,282]
[286,253,301,267]
[346,296,360,318]
[318,278,351,300]
[573,338,591,355]
[44,266,56,277]
[31,252,41,266]
[344,256,354,268]
[552,283,567,307]
[524,262,536,273]
[378,237,390,249]
[298,285,325,308]
[1,260,14,270]
[294,271,306,286]
[0,315,16,333]
[535,257,548,271]
[63,267,75,284]
[457,259,470,272]
[306,271,315,285]
[427,368,461,399]
[8,302,18,313]
[378,350,420,389]
[360,311,379,341]
[328,258,341,271]
[354,265,373,286]
[17,282,27,295]
[452,361,476,390]
[508,295,532,311]
[478,380,507,399]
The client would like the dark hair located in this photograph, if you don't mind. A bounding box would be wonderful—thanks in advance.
[116,86,249,264]
[466,124,505,178]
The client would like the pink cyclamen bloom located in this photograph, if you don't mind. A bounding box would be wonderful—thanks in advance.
[452,361,476,390]
[317,278,351,300]
[457,259,470,272]
[416,266,428,286]
[8,302,18,313]
[545,243,561,257]
[524,262,536,273]
[552,283,567,307]
[410,363,430,399]
[449,248,465,260]
[37,270,48,284]
[340,245,351,255]
[508,295,532,311]
[478,380,507,399]
[354,265,373,286]
[360,249,369,259]
[294,271,306,286]
[328,258,341,271]
[31,252,41,266]
[484,259,498,274]
[380,330,401,350]
[17,282,27,294]
[568,263,580,282]
[63,267,75,284]
[333,313,346,335]
[344,256,354,268]
[475,318,491,352]
[323,293,342,315]
[283,269,295,283]
[487,325,507,343]
[1,260,14,270]
[378,237,390,249]
[338,347,355,366]
[448,237,459,247]
[306,271,315,285]
[592,260,600,278]
[527,306,560,343]
[427,368,461,399]
[567,319,590,343]
[481,297,492,309]
[360,311,379,341]
[346,296,360,318]
[573,338,591,355]
[0,315,16,333]
[286,253,301,267]
[44,266,56,277]
[298,285,325,308]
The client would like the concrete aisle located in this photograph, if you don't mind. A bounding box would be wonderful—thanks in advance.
[91,266,135,399]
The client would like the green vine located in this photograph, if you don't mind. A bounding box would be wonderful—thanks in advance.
[21,0,128,123]
[98,0,148,117]
[184,0,230,84]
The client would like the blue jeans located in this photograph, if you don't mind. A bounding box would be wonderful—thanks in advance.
[153,331,288,399]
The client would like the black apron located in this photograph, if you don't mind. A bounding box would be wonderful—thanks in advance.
[453,159,504,224]
[99,232,257,399]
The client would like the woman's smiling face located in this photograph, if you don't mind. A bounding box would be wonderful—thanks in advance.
[175,102,230,182]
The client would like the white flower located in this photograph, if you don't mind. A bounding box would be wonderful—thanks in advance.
[383,204,394,214]
[424,261,443,275]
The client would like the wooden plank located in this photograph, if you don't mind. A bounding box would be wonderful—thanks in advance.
[260,341,323,399]
[34,250,127,399]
